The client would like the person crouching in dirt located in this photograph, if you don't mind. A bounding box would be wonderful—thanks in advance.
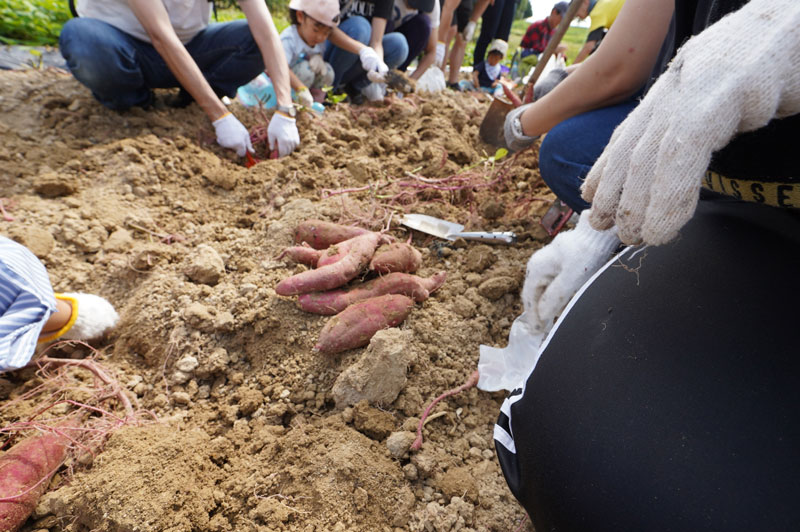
[323,0,409,102]
[493,0,800,530]
[59,0,300,158]
[281,0,341,108]
[459,39,507,94]
[0,236,119,373]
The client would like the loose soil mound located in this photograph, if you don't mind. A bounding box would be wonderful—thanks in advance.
[0,68,556,532]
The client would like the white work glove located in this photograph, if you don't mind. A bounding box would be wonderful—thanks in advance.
[463,21,477,42]
[358,47,388,77]
[308,54,327,75]
[503,103,538,152]
[416,65,447,94]
[521,212,619,336]
[58,293,119,341]
[296,87,314,107]
[213,112,253,157]
[362,82,386,102]
[582,0,800,245]
[533,67,568,100]
[435,42,446,67]
[268,111,300,158]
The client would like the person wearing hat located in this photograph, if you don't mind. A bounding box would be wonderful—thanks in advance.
[281,0,341,107]
[460,38,507,94]
[59,0,300,158]
[573,0,625,64]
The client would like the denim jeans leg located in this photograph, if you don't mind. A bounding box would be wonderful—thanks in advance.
[324,16,371,89]
[184,20,264,97]
[59,18,154,110]
[539,99,640,213]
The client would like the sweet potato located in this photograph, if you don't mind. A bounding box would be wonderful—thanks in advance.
[0,418,81,532]
[275,232,380,296]
[369,242,422,274]
[298,271,447,315]
[294,220,372,250]
[277,243,323,267]
[314,294,415,355]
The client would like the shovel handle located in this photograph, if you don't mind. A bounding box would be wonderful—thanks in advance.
[451,231,517,244]
[523,0,583,97]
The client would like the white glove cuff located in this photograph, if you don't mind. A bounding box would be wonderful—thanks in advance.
[573,210,620,255]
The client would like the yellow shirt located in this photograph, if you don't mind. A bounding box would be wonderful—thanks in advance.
[589,0,625,32]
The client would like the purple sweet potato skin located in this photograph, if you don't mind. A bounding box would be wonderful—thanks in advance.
[297,271,447,315]
[369,243,422,274]
[314,294,415,355]
[278,245,322,267]
[275,233,380,296]
[294,220,371,250]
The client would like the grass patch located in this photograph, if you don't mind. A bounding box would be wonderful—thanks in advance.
[0,0,72,45]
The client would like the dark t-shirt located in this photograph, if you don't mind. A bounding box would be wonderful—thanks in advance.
[340,0,394,22]
[474,61,500,88]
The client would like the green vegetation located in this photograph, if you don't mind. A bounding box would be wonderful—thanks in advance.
[507,18,589,65]
[0,0,72,45]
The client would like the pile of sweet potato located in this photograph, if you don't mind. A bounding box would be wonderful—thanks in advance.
[276,220,446,355]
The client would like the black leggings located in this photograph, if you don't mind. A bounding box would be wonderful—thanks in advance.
[496,198,800,531]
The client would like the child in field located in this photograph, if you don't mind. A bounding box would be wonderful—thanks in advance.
[281,0,341,106]
[459,39,507,95]
[1,236,119,372]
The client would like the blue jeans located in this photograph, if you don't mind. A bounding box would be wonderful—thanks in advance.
[323,16,409,91]
[59,18,264,110]
[539,99,639,213]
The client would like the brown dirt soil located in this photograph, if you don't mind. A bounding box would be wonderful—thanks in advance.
[0,68,558,532]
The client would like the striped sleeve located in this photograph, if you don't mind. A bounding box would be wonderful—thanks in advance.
[0,236,56,372]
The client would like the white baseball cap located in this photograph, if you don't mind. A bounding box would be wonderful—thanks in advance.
[289,0,341,28]
[488,39,508,57]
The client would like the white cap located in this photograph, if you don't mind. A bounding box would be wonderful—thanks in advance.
[289,0,341,28]
[488,39,508,57]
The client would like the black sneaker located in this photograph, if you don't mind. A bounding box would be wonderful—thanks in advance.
[447,82,462,92]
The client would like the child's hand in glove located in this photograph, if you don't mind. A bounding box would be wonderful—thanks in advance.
[521,212,619,336]
[582,0,800,245]
[41,293,120,342]
[308,54,327,75]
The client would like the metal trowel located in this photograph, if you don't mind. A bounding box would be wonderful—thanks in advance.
[400,214,516,244]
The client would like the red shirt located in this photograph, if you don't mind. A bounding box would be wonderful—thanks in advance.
[520,18,554,54]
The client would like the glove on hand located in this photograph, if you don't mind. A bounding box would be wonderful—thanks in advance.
[435,41,446,67]
[362,82,386,102]
[308,54,327,75]
[582,0,800,245]
[463,21,477,42]
[504,103,538,152]
[296,87,314,107]
[59,293,119,341]
[213,113,253,157]
[521,212,619,335]
[533,67,568,100]
[268,111,300,158]
[359,47,388,76]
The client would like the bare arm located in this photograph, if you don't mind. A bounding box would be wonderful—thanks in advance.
[469,0,492,23]
[370,17,388,57]
[520,0,673,137]
[328,27,367,54]
[237,0,292,108]
[572,40,595,64]
[437,0,461,43]
[411,26,438,80]
[127,0,227,120]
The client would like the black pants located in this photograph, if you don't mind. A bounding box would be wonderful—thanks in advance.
[496,197,800,531]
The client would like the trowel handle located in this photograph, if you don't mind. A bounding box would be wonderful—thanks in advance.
[523,0,583,97]
[452,232,517,244]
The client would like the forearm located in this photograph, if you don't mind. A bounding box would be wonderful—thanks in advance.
[470,0,492,22]
[238,0,292,107]
[572,41,594,64]
[129,0,226,120]
[411,32,438,80]
[329,27,366,54]
[520,0,672,137]
[370,18,387,55]
[288,70,304,91]
[437,0,460,42]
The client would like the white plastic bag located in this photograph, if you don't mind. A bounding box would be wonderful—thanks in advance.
[477,311,545,392]
[416,66,447,94]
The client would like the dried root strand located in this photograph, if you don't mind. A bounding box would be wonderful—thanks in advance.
[411,370,480,451]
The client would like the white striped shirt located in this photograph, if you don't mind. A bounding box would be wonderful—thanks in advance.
[0,236,56,372]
